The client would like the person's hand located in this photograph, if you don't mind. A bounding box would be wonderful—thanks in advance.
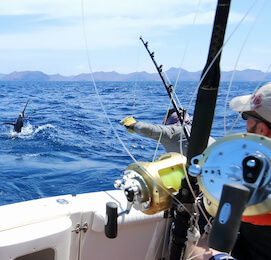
[186,235,230,260]
[120,116,136,133]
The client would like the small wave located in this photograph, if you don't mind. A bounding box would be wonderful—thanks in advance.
[8,122,55,139]
[25,153,40,157]
[18,122,34,136]
[33,124,55,135]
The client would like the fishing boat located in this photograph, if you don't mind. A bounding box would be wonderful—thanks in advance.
[1,0,271,260]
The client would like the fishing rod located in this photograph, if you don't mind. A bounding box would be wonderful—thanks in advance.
[187,0,231,162]
[169,0,232,259]
[107,1,231,258]
[139,36,190,140]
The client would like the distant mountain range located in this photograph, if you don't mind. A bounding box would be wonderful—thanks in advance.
[0,68,270,82]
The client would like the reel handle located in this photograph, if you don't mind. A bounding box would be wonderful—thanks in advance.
[208,183,250,252]
[105,202,118,238]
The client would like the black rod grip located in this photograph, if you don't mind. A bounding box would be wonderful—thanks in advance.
[105,202,118,238]
[208,183,250,252]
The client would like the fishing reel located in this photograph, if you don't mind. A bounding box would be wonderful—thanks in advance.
[189,133,271,217]
[115,152,187,215]
[105,152,186,238]
[188,133,271,252]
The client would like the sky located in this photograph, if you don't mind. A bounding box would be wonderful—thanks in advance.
[0,0,270,76]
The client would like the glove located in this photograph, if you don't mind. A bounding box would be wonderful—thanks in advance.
[120,116,136,133]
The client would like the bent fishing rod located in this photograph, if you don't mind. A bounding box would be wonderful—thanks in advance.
[139,36,190,140]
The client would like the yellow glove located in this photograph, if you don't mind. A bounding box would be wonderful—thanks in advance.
[120,116,136,133]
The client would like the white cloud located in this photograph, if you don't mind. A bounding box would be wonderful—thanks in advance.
[0,0,78,16]
[0,0,270,74]
[1,0,251,52]
[0,0,218,51]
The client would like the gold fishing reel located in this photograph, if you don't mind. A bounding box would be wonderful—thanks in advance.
[114,152,187,215]
[189,133,271,217]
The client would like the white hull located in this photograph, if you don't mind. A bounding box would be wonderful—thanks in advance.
[0,190,171,260]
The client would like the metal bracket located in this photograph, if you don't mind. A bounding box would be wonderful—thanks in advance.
[71,223,88,233]
[177,203,197,215]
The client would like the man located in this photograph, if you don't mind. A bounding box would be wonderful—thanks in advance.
[229,82,271,260]
[191,82,271,260]
[120,108,191,154]
[230,83,271,138]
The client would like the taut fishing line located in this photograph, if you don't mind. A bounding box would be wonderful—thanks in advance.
[80,1,266,258]
[150,0,201,161]
[173,0,202,89]
[80,0,196,221]
[80,0,137,164]
[131,39,142,113]
[181,2,270,257]
[184,0,262,132]
[182,0,256,192]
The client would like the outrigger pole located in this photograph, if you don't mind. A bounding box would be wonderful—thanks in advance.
[170,0,231,259]
[139,36,190,140]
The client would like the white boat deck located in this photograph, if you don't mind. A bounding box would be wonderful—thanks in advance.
[0,190,171,260]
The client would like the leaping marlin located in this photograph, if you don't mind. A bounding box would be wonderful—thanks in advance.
[2,99,30,133]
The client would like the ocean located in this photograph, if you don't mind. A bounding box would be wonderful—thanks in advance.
[0,80,259,206]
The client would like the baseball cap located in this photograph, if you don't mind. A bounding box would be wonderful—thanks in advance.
[229,82,271,123]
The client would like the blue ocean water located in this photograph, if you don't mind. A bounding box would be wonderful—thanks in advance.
[0,80,259,206]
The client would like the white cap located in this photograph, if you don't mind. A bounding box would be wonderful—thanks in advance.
[229,82,271,123]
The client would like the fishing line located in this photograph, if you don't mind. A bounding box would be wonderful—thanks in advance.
[80,0,198,224]
[164,72,188,115]
[131,39,142,113]
[80,0,139,164]
[173,0,265,237]
[184,0,262,132]
[81,1,259,249]
[154,0,201,161]
[152,101,172,162]
[165,0,202,116]
[140,0,227,232]
[163,71,193,156]
[173,0,202,89]
[153,0,201,159]
[176,2,270,255]
[163,1,271,257]
[138,0,201,161]
[224,0,268,135]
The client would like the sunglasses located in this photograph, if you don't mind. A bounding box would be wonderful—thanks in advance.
[241,112,263,121]
[241,112,271,127]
